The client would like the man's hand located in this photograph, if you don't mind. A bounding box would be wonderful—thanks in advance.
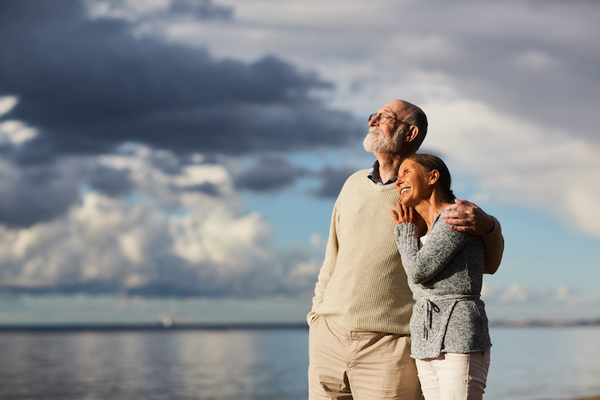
[391,203,418,226]
[442,199,495,235]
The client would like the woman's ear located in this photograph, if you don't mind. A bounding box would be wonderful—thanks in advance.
[428,170,440,186]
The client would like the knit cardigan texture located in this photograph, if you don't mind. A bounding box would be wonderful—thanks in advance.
[395,212,491,359]
[308,169,503,336]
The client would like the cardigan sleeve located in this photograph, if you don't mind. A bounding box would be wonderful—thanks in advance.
[394,215,471,284]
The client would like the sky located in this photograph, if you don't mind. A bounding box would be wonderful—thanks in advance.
[0,0,599,325]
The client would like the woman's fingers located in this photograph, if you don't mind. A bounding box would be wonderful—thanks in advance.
[390,208,400,224]
[402,204,410,220]
[393,203,417,225]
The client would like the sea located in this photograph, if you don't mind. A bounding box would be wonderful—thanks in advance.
[0,325,599,400]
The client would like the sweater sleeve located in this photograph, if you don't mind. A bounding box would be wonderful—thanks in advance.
[394,217,470,284]
[482,216,504,275]
[307,202,340,325]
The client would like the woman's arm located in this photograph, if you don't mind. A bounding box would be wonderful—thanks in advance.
[394,214,471,284]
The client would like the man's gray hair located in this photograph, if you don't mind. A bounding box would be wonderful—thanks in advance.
[402,102,428,153]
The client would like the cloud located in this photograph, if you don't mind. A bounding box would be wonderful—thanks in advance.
[126,0,600,240]
[0,147,319,297]
[164,0,599,143]
[498,283,528,303]
[310,166,356,198]
[421,98,600,238]
[0,0,363,163]
[86,0,234,22]
[1,0,599,304]
[233,155,310,193]
[0,158,81,228]
[87,163,134,197]
[484,283,600,308]
[230,158,358,198]
[0,0,367,228]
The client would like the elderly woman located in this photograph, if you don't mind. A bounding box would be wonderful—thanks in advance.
[391,154,492,400]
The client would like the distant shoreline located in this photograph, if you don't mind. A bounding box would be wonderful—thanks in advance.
[489,317,600,327]
[0,322,310,332]
[0,318,599,332]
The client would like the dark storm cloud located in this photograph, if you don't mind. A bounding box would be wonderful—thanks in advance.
[87,164,134,197]
[180,182,221,196]
[311,166,356,198]
[0,164,80,228]
[0,0,363,162]
[233,159,358,198]
[234,155,310,193]
[168,0,233,19]
[0,158,140,228]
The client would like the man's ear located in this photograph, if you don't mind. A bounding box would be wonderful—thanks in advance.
[404,125,419,143]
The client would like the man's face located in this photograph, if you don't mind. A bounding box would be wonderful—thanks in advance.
[363,100,407,154]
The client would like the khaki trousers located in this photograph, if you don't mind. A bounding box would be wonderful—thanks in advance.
[308,315,422,400]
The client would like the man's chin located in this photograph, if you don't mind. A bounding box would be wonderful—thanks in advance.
[363,135,403,154]
[363,142,393,154]
[363,134,381,153]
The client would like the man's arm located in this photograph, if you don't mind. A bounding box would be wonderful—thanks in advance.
[442,199,504,274]
[307,204,340,325]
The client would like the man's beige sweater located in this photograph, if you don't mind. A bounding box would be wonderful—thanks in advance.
[308,169,503,334]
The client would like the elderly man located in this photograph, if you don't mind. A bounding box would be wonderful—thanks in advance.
[307,99,504,399]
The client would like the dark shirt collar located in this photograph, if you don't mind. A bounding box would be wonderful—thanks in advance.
[367,160,398,186]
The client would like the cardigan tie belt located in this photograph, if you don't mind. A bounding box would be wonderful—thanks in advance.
[423,294,481,340]
[424,300,440,339]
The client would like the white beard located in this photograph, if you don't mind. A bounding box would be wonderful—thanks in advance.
[363,127,403,154]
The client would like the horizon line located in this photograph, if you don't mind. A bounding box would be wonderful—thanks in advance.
[1,317,600,332]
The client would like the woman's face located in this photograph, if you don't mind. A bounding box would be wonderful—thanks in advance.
[396,159,432,206]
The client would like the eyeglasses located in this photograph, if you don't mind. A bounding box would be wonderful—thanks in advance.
[368,113,412,126]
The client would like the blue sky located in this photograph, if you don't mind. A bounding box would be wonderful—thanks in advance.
[0,0,599,325]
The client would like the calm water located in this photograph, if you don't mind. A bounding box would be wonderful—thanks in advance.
[0,326,599,400]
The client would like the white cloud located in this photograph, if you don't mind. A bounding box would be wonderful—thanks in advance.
[2,0,598,311]
[485,283,600,309]
[0,96,19,116]
[0,120,38,146]
[499,283,528,303]
[513,50,559,71]
[419,97,600,238]
[566,187,600,237]
[0,97,38,146]
[0,147,318,297]
[309,232,325,249]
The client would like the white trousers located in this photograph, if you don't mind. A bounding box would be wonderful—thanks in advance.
[415,349,491,400]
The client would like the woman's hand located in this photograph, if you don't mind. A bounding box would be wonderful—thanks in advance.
[391,203,418,225]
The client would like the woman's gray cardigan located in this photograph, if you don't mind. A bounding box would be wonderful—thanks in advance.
[394,210,491,359]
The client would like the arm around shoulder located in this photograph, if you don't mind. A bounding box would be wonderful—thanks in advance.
[482,216,504,274]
